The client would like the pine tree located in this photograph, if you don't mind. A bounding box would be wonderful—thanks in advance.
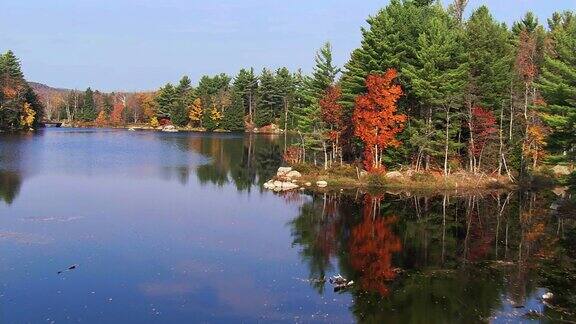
[404,11,467,173]
[232,68,258,126]
[255,68,277,127]
[81,87,97,121]
[539,11,576,160]
[295,42,340,133]
[155,83,177,118]
[340,0,434,111]
[465,6,513,111]
[0,50,24,80]
[306,42,340,103]
[222,91,245,131]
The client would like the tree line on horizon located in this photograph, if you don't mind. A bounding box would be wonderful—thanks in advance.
[1,0,574,177]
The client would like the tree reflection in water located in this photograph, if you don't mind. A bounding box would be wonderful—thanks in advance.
[349,194,401,296]
[287,189,576,322]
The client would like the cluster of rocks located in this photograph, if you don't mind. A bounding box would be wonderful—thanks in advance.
[263,167,328,191]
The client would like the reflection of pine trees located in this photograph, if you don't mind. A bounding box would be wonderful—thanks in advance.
[288,190,568,322]
[0,170,22,205]
[158,133,287,190]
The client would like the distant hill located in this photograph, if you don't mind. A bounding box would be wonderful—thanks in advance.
[28,82,71,99]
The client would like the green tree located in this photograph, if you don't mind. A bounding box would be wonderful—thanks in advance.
[539,11,576,160]
[80,87,97,121]
[232,68,258,125]
[255,68,278,127]
[465,6,513,111]
[404,11,467,173]
[222,91,245,131]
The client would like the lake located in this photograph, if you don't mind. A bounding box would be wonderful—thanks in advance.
[0,128,574,323]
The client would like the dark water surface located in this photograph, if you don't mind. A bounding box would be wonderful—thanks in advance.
[0,128,574,323]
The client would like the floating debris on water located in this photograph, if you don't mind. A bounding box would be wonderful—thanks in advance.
[58,264,79,274]
[329,274,354,292]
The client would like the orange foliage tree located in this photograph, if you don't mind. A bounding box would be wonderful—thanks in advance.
[94,110,107,127]
[349,194,401,295]
[353,70,406,170]
[319,85,345,164]
[110,101,125,126]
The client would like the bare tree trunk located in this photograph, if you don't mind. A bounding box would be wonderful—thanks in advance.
[509,80,514,141]
[498,104,505,175]
[443,106,450,176]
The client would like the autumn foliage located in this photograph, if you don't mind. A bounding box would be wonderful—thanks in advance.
[110,102,125,126]
[353,70,406,170]
[320,85,344,142]
[94,110,107,127]
[469,106,497,158]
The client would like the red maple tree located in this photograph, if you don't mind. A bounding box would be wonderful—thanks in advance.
[469,106,497,158]
[320,85,344,143]
[353,69,406,170]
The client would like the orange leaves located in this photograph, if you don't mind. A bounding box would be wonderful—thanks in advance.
[353,69,406,170]
[515,29,537,82]
[94,110,107,127]
[110,102,125,126]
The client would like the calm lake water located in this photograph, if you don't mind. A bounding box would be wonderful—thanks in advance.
[0,128,574,323]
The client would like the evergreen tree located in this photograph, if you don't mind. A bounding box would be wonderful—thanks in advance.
[222,91,245,131]
[295,42,340,132]
[539,11,576,160]
[404,10,467,172]
[255,68,277,127]
[290,69,314,131]
[465,6,513,111]
[232,68,258,125]
[340,0,434,111]
[155,83,177,117]
[306,42,340,103]
[275,67,295,130]
[81,87,97,121]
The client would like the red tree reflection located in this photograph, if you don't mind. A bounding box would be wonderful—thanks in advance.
[349,194,402,295]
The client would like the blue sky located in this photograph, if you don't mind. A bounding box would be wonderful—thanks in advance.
[1,0,574,91]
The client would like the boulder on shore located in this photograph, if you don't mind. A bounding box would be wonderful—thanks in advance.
[552,165,571,176]
[385,171,403,180]
[277,167,293,177]
[286,170,302,178]
[316,180,328,188]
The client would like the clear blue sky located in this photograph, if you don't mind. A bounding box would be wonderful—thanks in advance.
[0,0,574,92]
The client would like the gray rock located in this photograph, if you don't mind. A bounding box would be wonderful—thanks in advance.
[316,180,328,187]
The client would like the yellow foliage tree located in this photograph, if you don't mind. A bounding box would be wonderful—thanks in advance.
[524,123,548,169]
[210,104,223,128]
[20,102,36,129]
[189,98,203,127]
[150,116,160,128]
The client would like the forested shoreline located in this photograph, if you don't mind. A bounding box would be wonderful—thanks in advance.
[1,0,574,182]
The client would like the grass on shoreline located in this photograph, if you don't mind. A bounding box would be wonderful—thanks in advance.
[287,163,519,191]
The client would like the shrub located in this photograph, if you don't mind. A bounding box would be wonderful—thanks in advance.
[410,172,435,182]
[291,163,320,175]
[328,164,358,178]
[366,173,387,188]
